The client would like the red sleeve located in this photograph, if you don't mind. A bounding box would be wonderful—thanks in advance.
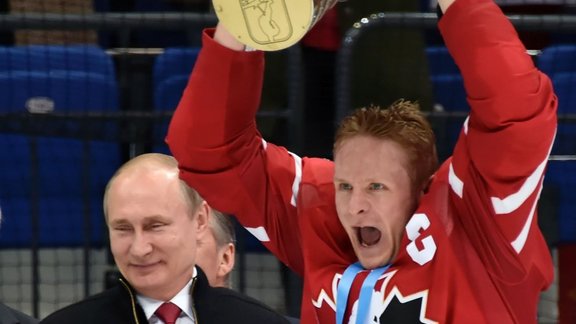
[166,29,304,274]
[439,0,556,276]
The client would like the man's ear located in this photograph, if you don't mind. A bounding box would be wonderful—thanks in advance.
[195,201,210,234]
[217,243,236,282]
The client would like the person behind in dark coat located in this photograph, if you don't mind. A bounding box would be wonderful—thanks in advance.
[195,206,301,324]
[40,153,289,324]
[195,208,236,289]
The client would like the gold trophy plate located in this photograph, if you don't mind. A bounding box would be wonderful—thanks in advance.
[213,0,338,51]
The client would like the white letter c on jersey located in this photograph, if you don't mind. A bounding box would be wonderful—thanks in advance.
[405,213,437,266]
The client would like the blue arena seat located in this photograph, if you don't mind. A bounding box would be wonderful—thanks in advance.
[425,45,460,76]
[152,47,200,154]
[153,47,200,103]
[425,46,467,111]
[0,71,118,113]
[429,74,468,112]
[537,44,576,78]
[428,73,468,158]
[0,198,32,245]
[0,45,115,77]
[154,75,189,114]
[425,45,469,149]
[0,66,120,247]
[544,72,576,243]
[425,46,469,159]
[550,72,576,155]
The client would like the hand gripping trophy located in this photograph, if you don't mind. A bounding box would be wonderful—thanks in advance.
[212,0,339,51]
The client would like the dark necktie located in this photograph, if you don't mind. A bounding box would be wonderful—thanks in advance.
[154,302,182,324]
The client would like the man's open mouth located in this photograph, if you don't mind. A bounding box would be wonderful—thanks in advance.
[356,226,382,247]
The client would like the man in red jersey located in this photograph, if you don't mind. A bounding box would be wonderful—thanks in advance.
[167,0,557,322]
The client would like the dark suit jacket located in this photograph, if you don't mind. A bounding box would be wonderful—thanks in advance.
[0,303,38,324]
[40,267,289,324]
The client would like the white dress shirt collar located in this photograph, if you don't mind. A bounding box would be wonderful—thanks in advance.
[136,267,198,323]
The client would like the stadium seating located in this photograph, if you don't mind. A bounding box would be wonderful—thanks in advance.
[424,46,468,159]
[151,47,200,154]
[0,46,120,247]
[537,44,576,78]
[546,72,576,243]
[0,45,115,77]
[153,47,200,97]
[428,74,468,112]
[0,71,117,113]
[425,45,467,111]
[550,72,576,155]
[425,45,460,76]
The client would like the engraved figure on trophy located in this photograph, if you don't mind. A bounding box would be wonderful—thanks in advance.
[215,0,338,51]
[240,0,292,46]
[240,0,282,42]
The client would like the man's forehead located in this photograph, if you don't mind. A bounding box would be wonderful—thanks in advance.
[108,214,173,225]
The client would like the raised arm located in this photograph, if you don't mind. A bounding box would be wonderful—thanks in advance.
[166,24,306,274]
[214,22,246,51]
[440,0,557,259]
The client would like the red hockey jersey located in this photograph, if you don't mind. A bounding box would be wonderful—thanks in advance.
[167,0,556,322]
